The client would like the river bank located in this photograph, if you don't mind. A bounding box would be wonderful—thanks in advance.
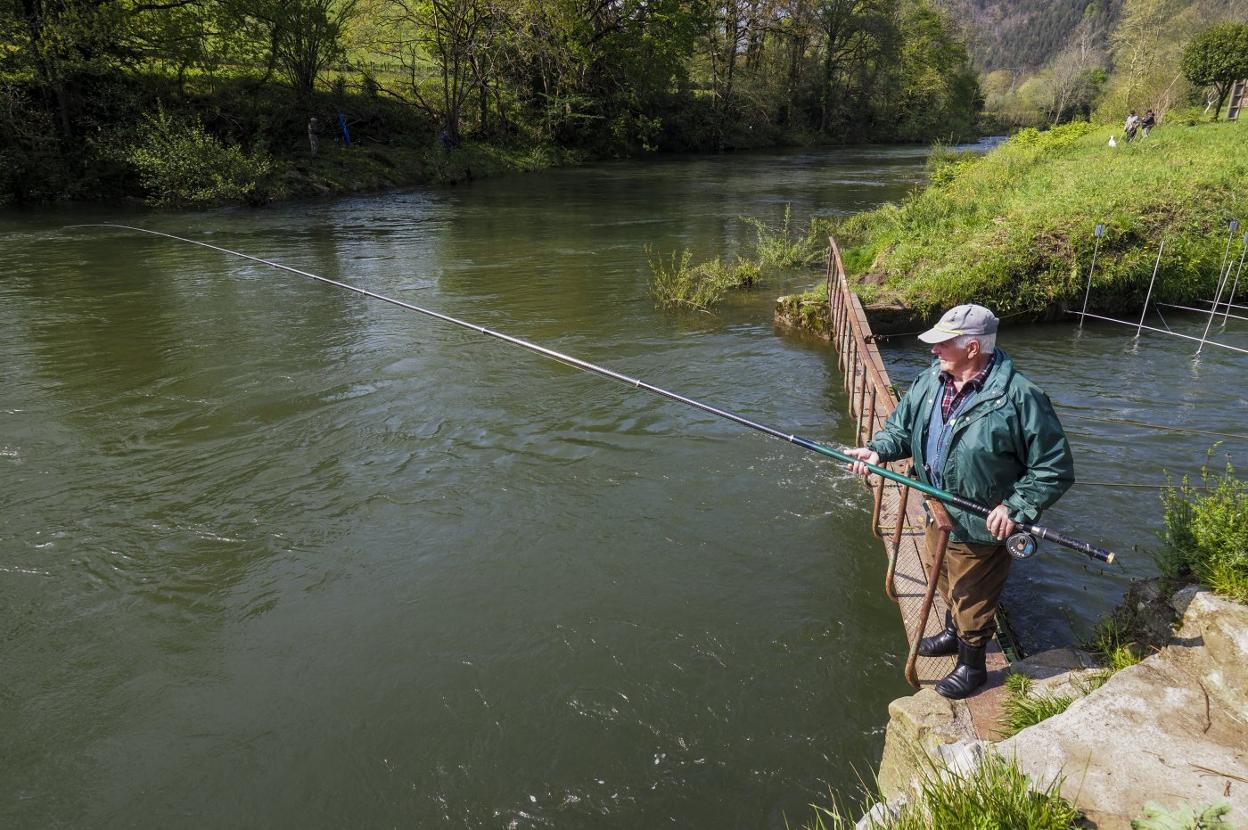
[834,119,1248,320]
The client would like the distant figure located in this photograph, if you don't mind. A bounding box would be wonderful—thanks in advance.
[308,116,320,156]
[1141,109,1157,138]
[439,130,454,153]
[1123,110,1140,143]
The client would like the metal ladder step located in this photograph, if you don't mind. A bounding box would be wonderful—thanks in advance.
[1229,79,1247,121]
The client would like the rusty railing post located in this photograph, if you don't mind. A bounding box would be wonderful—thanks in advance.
[905,525,948,688]
[885,483,910,602]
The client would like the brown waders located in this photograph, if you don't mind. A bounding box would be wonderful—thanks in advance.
[920,522,1010,698]
[923,522,1010,647]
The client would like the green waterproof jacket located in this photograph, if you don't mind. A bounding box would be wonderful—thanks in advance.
[867,348,1074,544]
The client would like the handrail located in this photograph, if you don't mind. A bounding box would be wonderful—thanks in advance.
[824,235,953,688]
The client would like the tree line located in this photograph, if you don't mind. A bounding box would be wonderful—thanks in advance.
[0,0,980,203]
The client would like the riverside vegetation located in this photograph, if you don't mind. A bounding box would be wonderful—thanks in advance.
[0,0,980,206]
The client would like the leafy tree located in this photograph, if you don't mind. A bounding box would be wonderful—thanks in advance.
[1180,22,1248,119]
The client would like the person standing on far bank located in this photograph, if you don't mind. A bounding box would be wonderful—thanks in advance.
[844,305,1074,699]
[308,116,320,157]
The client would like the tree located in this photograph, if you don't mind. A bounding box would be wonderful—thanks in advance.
[1181,22,1248,120]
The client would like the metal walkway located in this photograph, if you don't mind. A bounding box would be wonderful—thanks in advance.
[823,237,1010,737]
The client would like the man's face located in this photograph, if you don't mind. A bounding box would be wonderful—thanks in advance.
[930,338,979,375]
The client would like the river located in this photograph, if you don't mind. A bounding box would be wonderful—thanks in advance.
[2,145,1245,828]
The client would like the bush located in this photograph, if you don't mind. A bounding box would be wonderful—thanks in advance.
[1161,456,1248,602]
[128,106,273,206]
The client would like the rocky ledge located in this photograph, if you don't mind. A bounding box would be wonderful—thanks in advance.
[875,585,1248,829]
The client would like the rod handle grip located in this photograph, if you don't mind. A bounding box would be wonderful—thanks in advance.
[1033,526,1115,564]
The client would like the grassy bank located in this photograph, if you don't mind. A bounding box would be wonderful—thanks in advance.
[837,121,1248,318]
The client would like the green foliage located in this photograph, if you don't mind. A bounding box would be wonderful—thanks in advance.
[127,107,272,206]
[646,248,760,311]
[803,753,1081,829]
[999,673,1076,738]
[927,142,982,186]
[742,205,827,270]
[1089,616,1145,675]
[839,121,1248,317]
[1161,456,1248,602]
[1180,24,1248,119]
[1132,801,1235,830]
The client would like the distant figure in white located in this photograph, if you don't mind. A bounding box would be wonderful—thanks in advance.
[1123,110,1140,143]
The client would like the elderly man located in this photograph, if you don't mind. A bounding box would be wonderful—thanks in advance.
[845,304,1073,699]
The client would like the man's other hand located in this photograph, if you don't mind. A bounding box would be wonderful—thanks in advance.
[986,504,1017,540]
[845,447,879,476]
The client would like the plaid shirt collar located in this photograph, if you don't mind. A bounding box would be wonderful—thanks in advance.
[937,352,996,423]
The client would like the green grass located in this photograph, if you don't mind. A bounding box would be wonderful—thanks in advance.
[646,248,761,311]
[1161,456,1248,603]
[838,121,1248,317]
[999,673,1076,738]
[802,753,1081,829]
[1089,617,1145,675]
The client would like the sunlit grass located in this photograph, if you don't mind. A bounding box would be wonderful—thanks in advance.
[839,121,1248,316]
[801,753,1081,829]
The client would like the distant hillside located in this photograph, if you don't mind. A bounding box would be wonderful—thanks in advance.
[936,0,1121,70]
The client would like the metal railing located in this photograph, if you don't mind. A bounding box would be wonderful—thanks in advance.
[825,236,954,688]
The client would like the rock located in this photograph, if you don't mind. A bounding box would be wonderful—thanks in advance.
[854,798,905,830]
[1173,587,1248,718]
[935,739,987,779]
[1009,647,1105,698]
[876,689,973,799]
[997,653,1248,830]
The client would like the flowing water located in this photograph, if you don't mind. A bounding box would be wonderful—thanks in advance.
[2,145,1245,828]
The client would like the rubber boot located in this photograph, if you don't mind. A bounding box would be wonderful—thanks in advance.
[935,638,987,700]
[917,610,958,657]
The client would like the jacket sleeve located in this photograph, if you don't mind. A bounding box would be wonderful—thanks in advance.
[1001,387,1075,524]
[866,371,924,463]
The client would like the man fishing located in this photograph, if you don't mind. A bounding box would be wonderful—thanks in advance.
[845,304,1074,699]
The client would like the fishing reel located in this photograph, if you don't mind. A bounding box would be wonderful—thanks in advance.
[1006,532,1039,560]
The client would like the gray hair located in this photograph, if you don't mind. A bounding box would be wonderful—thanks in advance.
[952,333,996,353]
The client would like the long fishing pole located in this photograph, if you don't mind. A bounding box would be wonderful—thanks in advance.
[75,224,1116,565]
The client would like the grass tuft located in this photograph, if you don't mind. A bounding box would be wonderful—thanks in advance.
[646,247,760,311]
[802,753,1081,829]
[999,673,1076,738]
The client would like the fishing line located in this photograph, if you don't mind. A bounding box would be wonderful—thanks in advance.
[1055,411,1248,442]
[72,224,1117,564]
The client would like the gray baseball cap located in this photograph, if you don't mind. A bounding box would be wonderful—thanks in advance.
[918,304,999,344]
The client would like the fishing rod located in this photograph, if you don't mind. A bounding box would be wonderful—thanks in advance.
[75,224,1116,565]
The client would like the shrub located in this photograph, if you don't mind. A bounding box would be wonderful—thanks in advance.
[1161,455,1248,602]
[128,106,273,206]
